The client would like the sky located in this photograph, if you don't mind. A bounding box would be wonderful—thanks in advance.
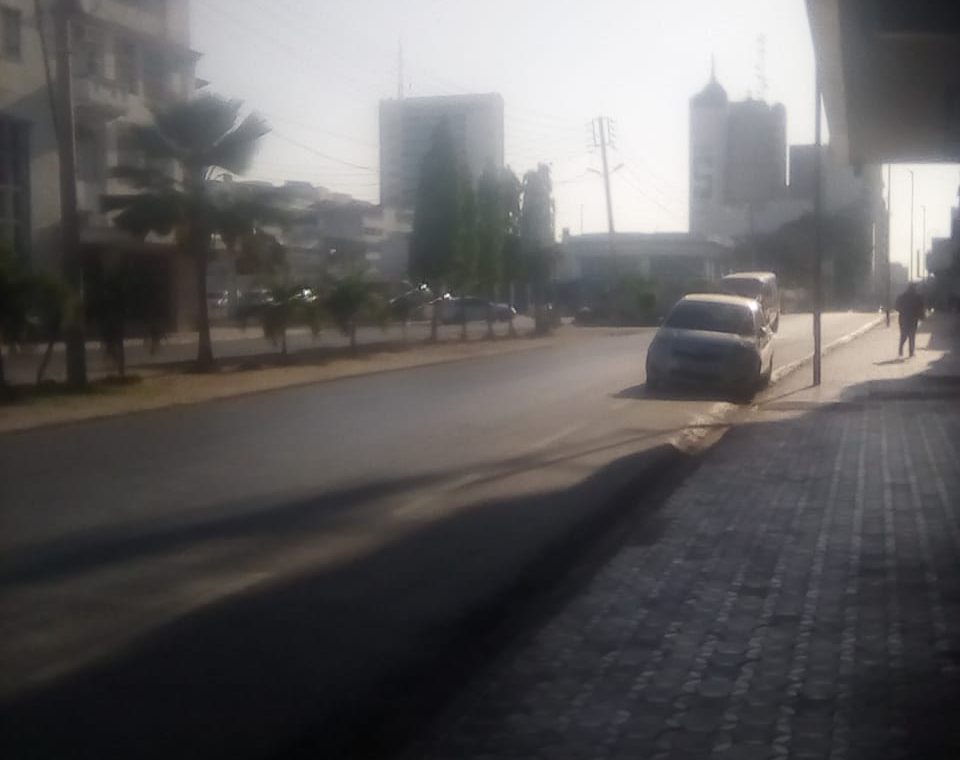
[190,0,959,273]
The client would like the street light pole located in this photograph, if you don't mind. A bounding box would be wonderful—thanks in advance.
[813,64,823,386]
[885,163,892,325]
[921,204,927,280]
[53,0,87,388]
[908,169,915,281]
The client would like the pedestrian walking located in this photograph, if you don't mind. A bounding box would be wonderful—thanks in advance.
[895,283,925,357]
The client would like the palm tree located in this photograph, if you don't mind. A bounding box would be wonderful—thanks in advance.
[103,95,269,370]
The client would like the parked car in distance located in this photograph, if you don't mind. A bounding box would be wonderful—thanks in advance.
[291,286,318,304]
[235,288,275,321]
[719,271,780,332]
[389,286,434,320]
[434,296,516,324]
[207,290,230,318]
[645,294,774,396]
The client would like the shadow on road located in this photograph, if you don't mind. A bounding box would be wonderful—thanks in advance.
[0,440,695,760]
[0,473,446,588]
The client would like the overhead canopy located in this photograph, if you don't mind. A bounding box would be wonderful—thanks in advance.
[807,0,960,165]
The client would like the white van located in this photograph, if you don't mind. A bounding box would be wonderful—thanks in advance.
[720,272,780,332]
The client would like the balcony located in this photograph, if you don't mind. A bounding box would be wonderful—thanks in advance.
[73,76,129,122]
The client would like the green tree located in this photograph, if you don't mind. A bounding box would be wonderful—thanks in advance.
[103,95,269,370]
[410,121,462,341]
[87,256,166,380]
[0,248,31,391]
[499,167,524,336]
[453,169,478,340]
[215,183,295,313]
[476,166,505,337]
[28,273,71,386]
[325,271,381,354]
[260,283,319,358]
[520,164,556,334]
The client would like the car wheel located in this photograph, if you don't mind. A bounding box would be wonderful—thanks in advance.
[761,353,774,386]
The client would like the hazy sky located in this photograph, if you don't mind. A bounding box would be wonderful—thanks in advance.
[191,0,959,272]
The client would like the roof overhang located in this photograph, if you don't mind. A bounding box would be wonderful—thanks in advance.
[807,0,960,165]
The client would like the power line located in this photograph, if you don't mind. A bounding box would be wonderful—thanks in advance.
[615,172,685,222]
[194,0,385,104]
[270,131,378,172]
[265,113,377,149]
[621,164,685,212]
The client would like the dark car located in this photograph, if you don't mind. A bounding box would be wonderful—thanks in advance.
[235,288,275,321]
[435,296,516,324]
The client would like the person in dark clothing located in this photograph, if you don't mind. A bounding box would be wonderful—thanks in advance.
[895,284,925,357]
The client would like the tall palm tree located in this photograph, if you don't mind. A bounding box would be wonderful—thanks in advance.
[104,95,269,369]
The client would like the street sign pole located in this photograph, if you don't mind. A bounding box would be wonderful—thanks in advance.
[813,64,823,386]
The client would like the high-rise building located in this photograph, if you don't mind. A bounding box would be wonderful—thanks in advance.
[0,0,198,269]
[379,93,504,210]
[689,72,789,238]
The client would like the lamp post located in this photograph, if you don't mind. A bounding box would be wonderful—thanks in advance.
[921,204,927,280]
[813,64,823,386]
[908,169,915,281]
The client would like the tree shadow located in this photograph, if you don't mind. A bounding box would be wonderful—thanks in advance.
[0,443,692,760]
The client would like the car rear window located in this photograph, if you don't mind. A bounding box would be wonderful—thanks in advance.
[721,278,762,299]
[664,301,756,336]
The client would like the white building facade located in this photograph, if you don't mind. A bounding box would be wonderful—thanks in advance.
[0,0,198,269]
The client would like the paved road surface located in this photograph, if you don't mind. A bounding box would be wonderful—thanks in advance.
[0,311,878,759]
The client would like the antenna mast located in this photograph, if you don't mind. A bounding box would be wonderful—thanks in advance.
[755,35,768,101]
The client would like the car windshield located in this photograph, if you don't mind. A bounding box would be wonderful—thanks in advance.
[664,301,756,337]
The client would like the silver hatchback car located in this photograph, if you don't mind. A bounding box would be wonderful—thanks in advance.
[646,294,775,393]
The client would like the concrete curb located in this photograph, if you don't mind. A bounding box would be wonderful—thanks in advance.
[770,314,886,385]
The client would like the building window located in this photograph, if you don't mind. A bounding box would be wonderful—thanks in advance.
[142,49,168,101]
[77,25,104,78]
[115,39,139,94]
[1,6,21,60]
[0,117,30,258]
[76,126,105,183]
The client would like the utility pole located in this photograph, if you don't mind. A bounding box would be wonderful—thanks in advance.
[54,0,87,388]
[813,65,823,386]
[885,163,892,325]
[397,40,404,99]
[592,116,616,263]
[908,169,915,281]
[921,204,927,280]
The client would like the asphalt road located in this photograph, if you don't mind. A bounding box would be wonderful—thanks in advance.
[0,311,879,759]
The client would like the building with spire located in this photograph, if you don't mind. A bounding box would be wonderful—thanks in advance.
[688,67,886,305]
[689,67,791,239]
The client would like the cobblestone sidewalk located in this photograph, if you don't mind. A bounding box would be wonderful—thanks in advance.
[415,317,960,760]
